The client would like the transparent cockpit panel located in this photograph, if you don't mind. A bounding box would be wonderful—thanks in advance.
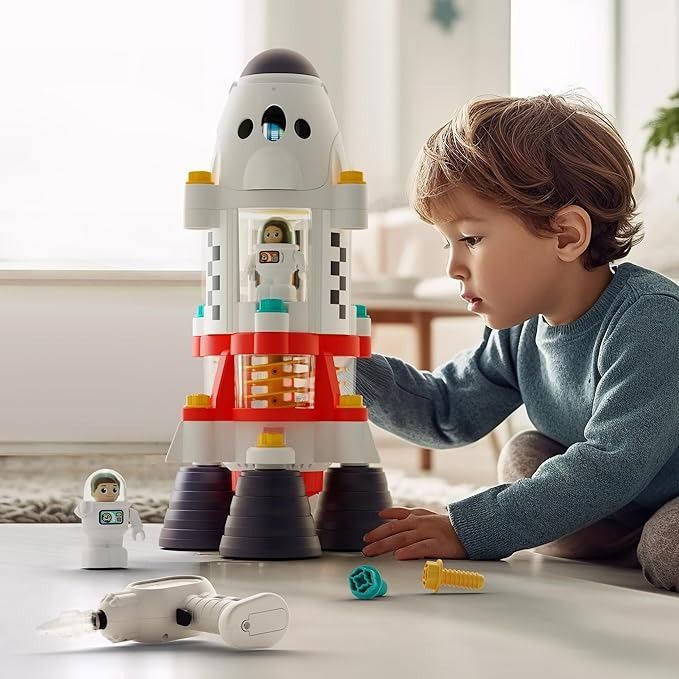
[236,354,315,409]
[238,208,311,303]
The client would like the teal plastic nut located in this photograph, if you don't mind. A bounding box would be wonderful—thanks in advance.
[354,304,369,318]
[348,565,388,600]
[196,304,205,318]
[257,298,289,313]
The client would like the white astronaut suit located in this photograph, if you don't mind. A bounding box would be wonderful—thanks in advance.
[249,242,306,301]
[74,469,145,569]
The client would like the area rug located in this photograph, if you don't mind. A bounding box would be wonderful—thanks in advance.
[0,455,477,523]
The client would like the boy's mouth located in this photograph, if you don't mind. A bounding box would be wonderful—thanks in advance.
[461,294,483,311]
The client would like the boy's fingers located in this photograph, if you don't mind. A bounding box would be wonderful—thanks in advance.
[378,507,413,519]
[394,538,440,560]
[379,507,437,519]
[364,516,415,543]
[408,508,437,516]
[362,529,420,557]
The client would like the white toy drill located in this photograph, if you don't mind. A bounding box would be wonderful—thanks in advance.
[74,469,145,569]
[37,575,289,650]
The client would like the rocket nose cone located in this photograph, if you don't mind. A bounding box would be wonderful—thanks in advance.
[243,147,304,190]
[241,49,319,78]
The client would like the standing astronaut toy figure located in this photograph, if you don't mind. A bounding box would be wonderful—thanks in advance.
[74,469,145,569]
[248,217,306,301]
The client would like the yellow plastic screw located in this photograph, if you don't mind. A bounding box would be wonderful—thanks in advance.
[422,559,485,593]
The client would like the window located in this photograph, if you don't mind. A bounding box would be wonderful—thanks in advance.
[510,0,615,114]
[0,0,244,270]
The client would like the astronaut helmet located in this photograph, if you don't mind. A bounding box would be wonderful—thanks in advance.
[259,218,293,245]
[82,468,127,502]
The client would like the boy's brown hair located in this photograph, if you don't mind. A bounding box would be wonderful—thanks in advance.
[411,93,644,269]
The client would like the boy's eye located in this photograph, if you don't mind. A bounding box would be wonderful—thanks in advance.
[442,239,450,250]
[460,236,482,247]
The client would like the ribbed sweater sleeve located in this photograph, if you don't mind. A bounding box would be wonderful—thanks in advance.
[355,326,523,449]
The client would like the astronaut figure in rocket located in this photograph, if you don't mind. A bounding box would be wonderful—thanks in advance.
[248,217,306,301]
[74,468,145,569]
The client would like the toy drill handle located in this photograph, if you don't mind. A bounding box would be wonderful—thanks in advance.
[183,594,239,636]
[183,592,289,649]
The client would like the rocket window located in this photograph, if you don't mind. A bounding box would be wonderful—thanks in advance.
[294,119,311,139]
[262,106,286,141]
[238,119,254,139]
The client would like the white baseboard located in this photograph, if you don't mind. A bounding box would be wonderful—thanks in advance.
[0,442,168,456]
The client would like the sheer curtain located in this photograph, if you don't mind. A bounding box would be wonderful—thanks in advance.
[0,0,244,270]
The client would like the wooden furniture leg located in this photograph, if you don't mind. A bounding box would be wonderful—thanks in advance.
[413,311,433,471]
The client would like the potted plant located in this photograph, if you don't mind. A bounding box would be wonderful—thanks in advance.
[645,91,679,157]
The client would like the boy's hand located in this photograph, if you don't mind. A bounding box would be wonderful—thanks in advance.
[362,507,468,560]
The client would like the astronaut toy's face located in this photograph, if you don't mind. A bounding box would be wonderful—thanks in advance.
[262,225,284,243]
[93,482,120,502]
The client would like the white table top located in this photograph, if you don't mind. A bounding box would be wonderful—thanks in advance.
[355,294,470,313]
[2,524,678,679]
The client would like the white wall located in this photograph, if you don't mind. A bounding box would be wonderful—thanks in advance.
[0,274,202,452]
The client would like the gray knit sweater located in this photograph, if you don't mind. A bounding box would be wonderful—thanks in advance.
[355,262,679,559]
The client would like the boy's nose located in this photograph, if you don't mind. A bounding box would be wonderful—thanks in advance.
[447,257,467,280]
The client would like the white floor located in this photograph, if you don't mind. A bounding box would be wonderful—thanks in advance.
[3,524,678,679]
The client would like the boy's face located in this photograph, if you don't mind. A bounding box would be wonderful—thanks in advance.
[431,186,562,330]
[93,482,119,502]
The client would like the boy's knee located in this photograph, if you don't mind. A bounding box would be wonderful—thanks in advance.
[637,497,679,592]
[497,429,566,483]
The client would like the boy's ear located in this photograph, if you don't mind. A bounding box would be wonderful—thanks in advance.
[551,205,592,263]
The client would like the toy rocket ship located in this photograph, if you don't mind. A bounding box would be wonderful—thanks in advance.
[159,48,392,560]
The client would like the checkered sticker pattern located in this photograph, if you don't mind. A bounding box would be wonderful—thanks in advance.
[329,231,348,320]
[207,230,221,321]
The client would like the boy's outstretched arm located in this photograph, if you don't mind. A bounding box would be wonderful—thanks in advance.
[448,295,679,561]
[356,326,523,449]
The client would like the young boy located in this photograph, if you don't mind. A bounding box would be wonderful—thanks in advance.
[357,94,679,593]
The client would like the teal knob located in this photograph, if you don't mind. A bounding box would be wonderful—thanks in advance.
[196,304,205,318]
[257,298,289,313]
[354,304,369,318]
[348,565,388,600]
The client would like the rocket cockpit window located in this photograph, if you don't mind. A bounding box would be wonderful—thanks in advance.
[262,106,286,141]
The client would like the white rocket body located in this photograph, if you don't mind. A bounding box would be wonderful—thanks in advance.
[167,50,378,471]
